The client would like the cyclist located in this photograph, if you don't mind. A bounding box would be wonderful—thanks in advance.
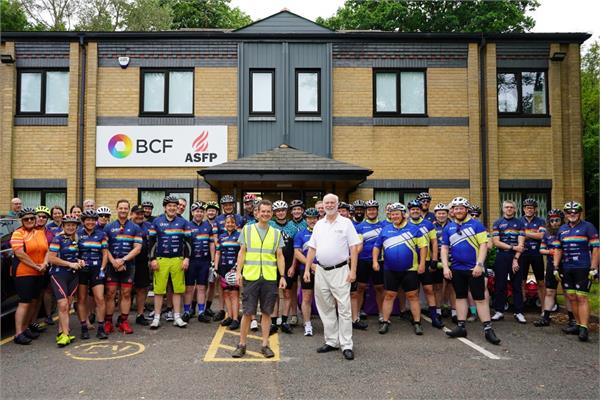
[184,201,216,323]
[287,199,307,325]
[47,206,64,236]
[352,200,366,225]
[215,195,244,236]
[416,192,435,223]
[373,203,427,335]
[103,200,143,334]
[69,205,83,219]
[204,200,223,321]
[142,201,155,223]
[433,203,455,322]
[491,200,526,324]
[33,206,54,330]
[519,198,547,313]
[242,194,257,225]
[77,210,109,339]
[130,205,153,327]
[148,195,191,329]
[96,206,111,229]
[177,198,188,219]
[407,200,443,328]
[214,214,241,330]
[442,197,500,345]
[554,201,599,341]
[338,202,351,218]
[468,205,482,219]
[48,214,83,347]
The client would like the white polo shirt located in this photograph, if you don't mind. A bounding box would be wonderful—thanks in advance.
[307,214,361,266]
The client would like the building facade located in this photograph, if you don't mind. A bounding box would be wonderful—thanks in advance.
[0,11,590,223]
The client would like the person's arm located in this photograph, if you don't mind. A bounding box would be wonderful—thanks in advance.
[591,247,599,271]
[492,236,512,251]
[553,248,562,269]
[303,246,316,283]
[209,240,216,263]
[235,244,246,286]
[294,248,307,265]
[512,234,525,273]
[472,242,488,277]
[417,245,427,274]
[429,235,439,270]
[347,243,359,283]
[101,248,108,270]
[372,246,381,271]
[214,250,221,270]
[13,248,42,271]
[441,245,452,280]
[277,247,286,288]
[47,251,80,270]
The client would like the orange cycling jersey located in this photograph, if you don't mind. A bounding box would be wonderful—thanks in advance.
[10,227,48,277]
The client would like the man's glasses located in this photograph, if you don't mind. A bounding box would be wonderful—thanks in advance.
[549,218,561,223]
[22,217,35,222]
[99,214,110,218]
[565,211,579,215]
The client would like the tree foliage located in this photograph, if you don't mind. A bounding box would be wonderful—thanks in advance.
[316,0,539,32]
[20,0,80,30]
[581,40,599,226]
[169,0,251,30]
[1,0,33,31]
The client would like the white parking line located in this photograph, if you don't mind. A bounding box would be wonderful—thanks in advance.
[421,316,502,360]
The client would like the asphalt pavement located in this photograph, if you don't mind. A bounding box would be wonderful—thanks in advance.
[1,308,598,400]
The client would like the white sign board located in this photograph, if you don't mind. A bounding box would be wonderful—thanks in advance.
[96,125,228,167]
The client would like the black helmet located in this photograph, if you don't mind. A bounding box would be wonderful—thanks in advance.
[142,201,154,208]
[163,195,179,206]
[191,201,205,211]
[62,214,81,224]
[352,200,366,209]
[522,198,538,208]
[80,210,99,220]
[290,199,304,209]
[220,195,235,204]
[365,200,379,209]
[18,207,36,219]
[407,200,421,210]
[547,209,564,219]
[416,192,432,202]
[338,202,350,210]
[468,204,482,216]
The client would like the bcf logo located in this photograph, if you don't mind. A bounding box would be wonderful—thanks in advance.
[108,133,173,159]
[186,130,217,163]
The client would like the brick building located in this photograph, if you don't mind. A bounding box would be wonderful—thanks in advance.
[0,11,591,224]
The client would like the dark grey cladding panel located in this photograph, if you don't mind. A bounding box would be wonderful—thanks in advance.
[333,58,466,68]
[332,42,468,66]
[360,179,470,189]
[16,58,70,68]
[236,12,331,33]
[496,59,548,69]
[333,117,468,126]
[15,42,70,59]
[98,58,236,67]
[14,116,69,126]
[96,116,236,126]
[14,178,67,188]
[496,41,550,58]
[499,179,552,189]
[96,179,209,189]
[498,117,551,127]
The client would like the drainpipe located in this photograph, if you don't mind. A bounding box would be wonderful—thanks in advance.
[77,34,87,205]
[479,34,489,226]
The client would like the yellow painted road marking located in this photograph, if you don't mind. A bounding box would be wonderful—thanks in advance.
[204,325,280,362]
[65,340,145,361]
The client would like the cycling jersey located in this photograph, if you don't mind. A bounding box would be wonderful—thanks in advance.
[149,214,190,258]
[356,219,384,260]
[216,230,241,275]
[104,220,143,259]
[243,214,256,226]
[409,217,437,261]
[49,234,79,274]
[46,221,62,236]
[269,220,295,266]
[433,220,449,255]
[521,216,546,253]
[374,220,426,272]
[215,213,244,235]
[187,219,215,260]
[289,218,308,234]
[10,227,48,277]
[269,219,299,239]
[78,228,108,268]
[293,227,318,271]
[556,220,599,269]
[491,217,525,248]
[423,211,435,223]
[540,231,561,264]
[441,216,488,271]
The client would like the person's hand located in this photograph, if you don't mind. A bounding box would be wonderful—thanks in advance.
[417,264,425,275]
[78,259,86,268]
[514,245,524,253]
[279,276,287,289]
[182,258,189,271]
[443,268,452,280]
[235,271,242,287]
[115,258,125,267]
[373,261,380,272]
[287,266,296,278]
[70,262,81,270]
[346,269,356,283]
[548,249,555,256]
[303,270,311,283]
[150,260,159,271]
[512,259,520,273]
[472,265,483,278]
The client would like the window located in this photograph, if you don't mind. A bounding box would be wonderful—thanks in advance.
[295,69,320,115]
[140,70,193,115]
[16,189,66,210]
[139,189,193,219]
[499,190,549,218]
[373,70,426,116]
[17,70,69,115]
[374,190,426,220]
[249,69,275,115]
[497,70,547,115]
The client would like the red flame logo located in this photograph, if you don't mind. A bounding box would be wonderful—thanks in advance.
[192,131,209,153]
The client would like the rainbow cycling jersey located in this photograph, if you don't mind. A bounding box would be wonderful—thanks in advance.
[188,219,216,260]
[491,217,525,248]
[49,234,79,274]
[104,220,143,259]
[556,220,599,269]
[521,215,546,253]
[217,230,241,268]
[215,213,245,235]
[78,227,108,268]
[149,214,190,258]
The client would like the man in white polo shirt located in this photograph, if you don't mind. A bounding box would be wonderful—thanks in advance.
[304,193,361,361]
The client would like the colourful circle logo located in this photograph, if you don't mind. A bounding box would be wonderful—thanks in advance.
[108,134,132,159]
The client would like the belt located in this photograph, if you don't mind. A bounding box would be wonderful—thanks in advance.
[320,261,347,271]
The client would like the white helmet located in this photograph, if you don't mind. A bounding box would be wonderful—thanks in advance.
[225,268,237,287]
[272,200,288,211]
[434,203,449,212]
[96,206,112,215]
[449,197,469,208]
[388,202,407,212]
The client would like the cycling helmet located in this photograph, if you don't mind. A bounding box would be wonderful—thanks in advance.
[388,202,407,212]
[449,197,469,208]
[547,209,564,219]
[62,214,81,224]
[191,201,205,212]
[468,204,482,216]
[365,200,379,209]
[352,200,366,209]
[205,201,220,210]
[416,192,432,202]
[304,208,319,218]
[338,202,350,210]
[253,199,261,208]
[80,210,99,220]
[433,203,449,212]
[225,268,237,287]
[18,207,36,219]
[563,201,583,213]
[141,201,154,208]
[349,204,355,212]
[407,200,421,210]
[290,199,305,209]
[273,200,288,211]
[243,194,256,203]
[35,205,51,216]
[96,206,111,216]
[522,198,538,208]
[163,195,179,206]
[220,195,235,204]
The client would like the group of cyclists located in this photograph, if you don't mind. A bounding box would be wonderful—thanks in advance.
[9,191,599,348]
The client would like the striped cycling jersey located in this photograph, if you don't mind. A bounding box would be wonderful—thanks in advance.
[78,228,108,268]
[556,220,599,269]
[492,217,525,248]
[374,220,427,272]
[149,214,190,258]
[521,216,546,254]
[409,217,437,261]
[441,216,488,271]
[356,219,384,260]
[49,234,79,274]
[293,227,318,271]
[216,230,241,268]
[215,213,245,235]
[104,220,143,259]
[540,230,561,265]
[187,219,216,260]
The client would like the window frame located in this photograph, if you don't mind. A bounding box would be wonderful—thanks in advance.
[138,188,194,219]
[372,68,427,118]
[14,188,67,210]
[295,68,321,116]
[16,68,69,116]
[139,68,195,117]
[249,68,276,116]
[499,189,551,218]
[497,69,549,117]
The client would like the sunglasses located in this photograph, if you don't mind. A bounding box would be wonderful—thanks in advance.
[22,217,35,222]
[565,210,579,215]
[99,214,110,218]
[549,218,561,223]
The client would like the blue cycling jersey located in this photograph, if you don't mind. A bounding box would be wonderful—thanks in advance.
[521,216,546,254]
[374,221,426,272]
[356,219,384,260]
[78,227,108,268]
[49,234,79,274]
[492,217,525,248]
[188,219,215,260]
[293,227,318,270]
[441,217,488,271]
[149,214,190,258]
[217,230,241,268]
[556,220,599,269]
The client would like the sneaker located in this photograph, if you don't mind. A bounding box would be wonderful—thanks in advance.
[352,319,368,330]
[261,345,275,358]
[221,317,233,326]
[67,334,76,343]
[228,320,240,330]
[198,312,211,323]
[148,310,155,319]
[14,332,32,345]
[150,318,160,330]
[232,344,246,358]
[174,317,188,328]
[446,325,467,338]
[181,312,191,323]
[289,315,298,326]
[578,326,589,342]
[136,314,150,326]
[29,322,46,333]
[562,324,579,335]
[304,324,313,336]
[96,326,108,340]
[431,315,445,329]
[491,312,504,321]
[80,326,90,340]
[23,328,40,340]
[550,303,559,312]
[164,310,174,321]
[204,308,215,318]
[250,319,259,331]
[44,315,55,325]
[118,319,134,334]
[378,320,390,334]
[104,321,114,334]
[359,310,368,320]
[55,333,70,347]
[213,310,226,321]
[378,316,385,324]
[533,317,550,327]
[413,322,424,336]
[281,322,293,334]
[514,313,527,324]
[485,328,501,345]
[269,323,278,335]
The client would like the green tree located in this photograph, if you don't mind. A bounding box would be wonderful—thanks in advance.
[125,0,172,31]
[1,0,33,31]
[317,0,538,32]
[168,0,251,30]
[581,40,599,227]
[76,0,129,31]
[20,0,80,31]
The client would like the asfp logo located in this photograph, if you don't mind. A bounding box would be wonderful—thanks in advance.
[193,131,209,152]
[185,130,217,163]
[108,134,133,159]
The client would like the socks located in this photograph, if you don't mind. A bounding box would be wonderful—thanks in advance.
[428,306,437,319]
[183,304,191,313]
[305,321,312,328]
[282,315,288,323]
[451,309,457,317]
[106,314,113,323]
[120,314,128,322]
[543,310,551,320]
[469,305,477,316]
[97,320,104,329]
[436,308,442,316]
[198,303,205,314]
[80,320,88,331]
[457,320,466,328]
[174,313,181,319]
[482,320,492,331]
[271,317,277,325]
[206,301,212,310]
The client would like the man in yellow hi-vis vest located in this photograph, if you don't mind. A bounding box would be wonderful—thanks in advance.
[233,199,286,358]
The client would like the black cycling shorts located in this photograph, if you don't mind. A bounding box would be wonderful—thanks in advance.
[284,262,300,289]
[451,269,485,301]
[50,273,79,300]
[79,266,105,288]
[357,259,384,285]
[185,258,210,286]
[300,269,315,290]
[545,264,563,290]
[134,257,150,289]
[519,253,545,282]
[105,261,135,288]
[15,275,45,303]
[562,268,591,294]
[384,269,419,293]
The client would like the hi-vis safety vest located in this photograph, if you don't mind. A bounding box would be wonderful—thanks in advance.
[242,224,281,281]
